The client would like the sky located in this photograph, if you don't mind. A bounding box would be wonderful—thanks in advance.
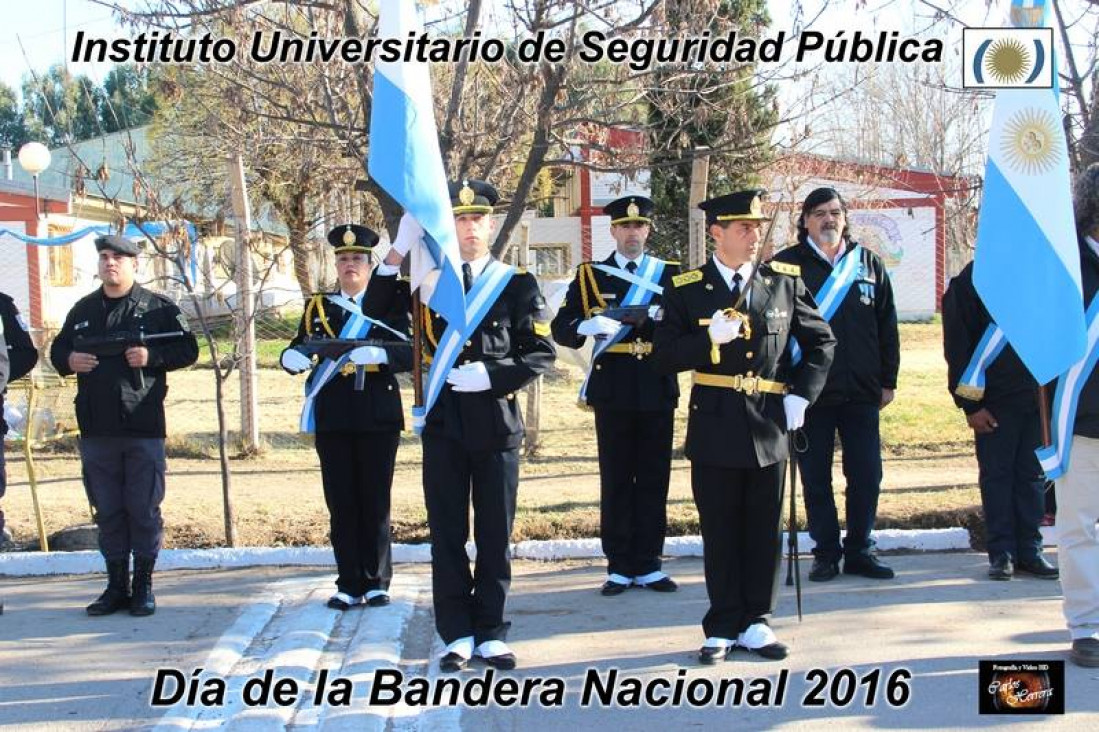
[0,0,130,94]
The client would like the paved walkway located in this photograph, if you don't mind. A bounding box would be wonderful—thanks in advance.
[1,552,1096,730]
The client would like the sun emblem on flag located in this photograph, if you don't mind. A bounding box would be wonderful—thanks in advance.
[1001,108,1062,175]
[984,38,1031,85]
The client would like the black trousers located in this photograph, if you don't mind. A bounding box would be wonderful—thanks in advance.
[0,444,7,535]
[79,436,166,561]
[594,408,674,577]
[422,432,519,646]
[314,431,398,597]
[973,406,1044,561]
[798,402,882,560]
[691,461,785,639]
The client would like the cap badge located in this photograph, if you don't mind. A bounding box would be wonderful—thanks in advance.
[627,200,640,218]
[459,181,476,206]
[342,226,356,246]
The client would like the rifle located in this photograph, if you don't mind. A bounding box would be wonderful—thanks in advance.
[294,336,412,390]
[73,330,188,390]
[591,304,661,329]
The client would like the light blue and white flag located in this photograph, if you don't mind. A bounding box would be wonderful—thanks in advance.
[972,0,1085,385]
[368,0,465,331]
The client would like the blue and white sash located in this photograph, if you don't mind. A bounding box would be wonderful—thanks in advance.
[299,296,375,433]
[789,244,864,366]
[954,324,1007,401]
[578,255,665,404]
[411,259,516,434]
[1036,293,1099,479]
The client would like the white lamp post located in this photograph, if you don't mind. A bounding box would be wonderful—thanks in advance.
[17,141,52,221]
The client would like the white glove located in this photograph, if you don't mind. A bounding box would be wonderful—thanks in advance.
[281,348,312,374]
[784,394,809,431]
[707,310,742,345]
[391,212,424,257]
[577,315,622,338]
[446,362,492,392]
[349,346,388,366]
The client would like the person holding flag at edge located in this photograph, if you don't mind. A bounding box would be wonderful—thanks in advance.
[968,0,1089,665]
[369,0,555,672]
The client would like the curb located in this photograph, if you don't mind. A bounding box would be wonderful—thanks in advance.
[0,526,1025,577]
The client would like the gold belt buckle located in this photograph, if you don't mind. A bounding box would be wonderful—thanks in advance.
[739,374,759,395]
[630,340,649,356]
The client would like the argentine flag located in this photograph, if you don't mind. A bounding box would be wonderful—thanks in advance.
[972,0,1085,385]
[368,0,465,330]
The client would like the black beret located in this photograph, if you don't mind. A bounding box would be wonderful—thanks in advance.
[94,235,141,257]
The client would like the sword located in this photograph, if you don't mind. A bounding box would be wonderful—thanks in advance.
[785,430,804,622]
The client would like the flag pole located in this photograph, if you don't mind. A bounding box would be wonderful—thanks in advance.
[1038,384,1051,448]
[412,290,424,410]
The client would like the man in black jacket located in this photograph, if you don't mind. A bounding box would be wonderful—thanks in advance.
[653,189,834,664]
[281,224,412,611]
[942,262,1057,581]
[551,195,680,596]
[1,290,39,542]
[50,235,198,616]
[771,187,900,582]
[384,180,556,672]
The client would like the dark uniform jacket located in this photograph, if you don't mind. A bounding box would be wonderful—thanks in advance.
[652,259,835,468]
[423,266,556,452]
[50,284,199,438]
[770,240,899,406]
[1068,237,1099,439]
[942,261,1037,416]
[1,293,38,436]
[281,273,413,432]
[551,254,680,412]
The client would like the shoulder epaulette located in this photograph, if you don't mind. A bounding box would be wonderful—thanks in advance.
[673,270,703,287]
[769,261,801,277]
[516,267,528,275]
[663,259,680,265]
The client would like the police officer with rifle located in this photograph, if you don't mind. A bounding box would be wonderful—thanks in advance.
[50,235,198,616]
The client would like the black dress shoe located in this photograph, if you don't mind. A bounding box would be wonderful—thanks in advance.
[601,580,630,596]
[698,645,733,665]
[988,554,1013,580]
[1016,554,1059,579]
[439,652,469,673]
[808,558,839,582]
[366,593,391,607]
[747,641,789,660]
[1071,637,1099,668]
[479,652,518,671]
[844,553,895,579]
[638,576,678,593]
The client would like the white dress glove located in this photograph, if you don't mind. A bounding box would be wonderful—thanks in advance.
[446,362,492,392]
[281,348,312,374]
[391,212,424,257]
[577,315,622,338]
[783,394,810,431]
[707,309,742,345]
[349,346,388,366]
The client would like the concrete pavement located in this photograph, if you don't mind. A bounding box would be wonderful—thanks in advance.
[1,552,1096,730]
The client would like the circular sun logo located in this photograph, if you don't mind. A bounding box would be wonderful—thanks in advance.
[984,38,1032,84]
[1000,108,1063,175]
